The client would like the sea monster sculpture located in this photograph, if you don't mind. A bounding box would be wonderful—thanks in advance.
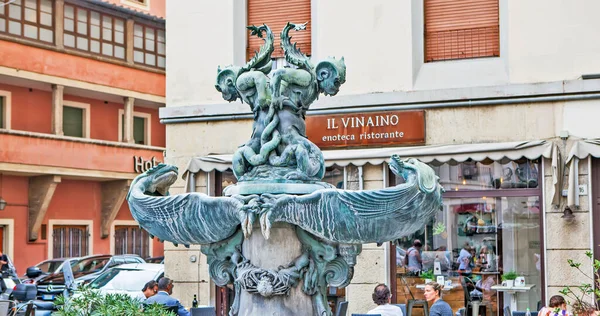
[128,22,444,316]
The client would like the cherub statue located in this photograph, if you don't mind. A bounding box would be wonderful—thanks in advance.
[214,25,281,179]
[266,22,347,180]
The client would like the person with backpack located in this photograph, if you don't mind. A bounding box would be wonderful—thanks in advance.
[405,240,423,274]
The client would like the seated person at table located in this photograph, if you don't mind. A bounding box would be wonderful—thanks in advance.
[145,277,190,316]
[367,284,403,316]
[468,276,496,301]
[539,295,571,316]
[457,243,473,275]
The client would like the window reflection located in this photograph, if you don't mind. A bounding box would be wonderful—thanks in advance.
[323,166,344,189]
[431,159,539,191]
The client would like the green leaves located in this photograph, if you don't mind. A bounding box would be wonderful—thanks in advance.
[432,222,446,236]
[501,271,518,281]
[53,286,176,316]
[567,259,582,268]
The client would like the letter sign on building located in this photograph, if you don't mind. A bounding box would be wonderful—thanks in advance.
[305,110,425,149]
[134,156,160,173]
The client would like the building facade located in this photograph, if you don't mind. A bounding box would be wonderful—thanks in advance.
[161,0,600,315]
[0,0,166,274]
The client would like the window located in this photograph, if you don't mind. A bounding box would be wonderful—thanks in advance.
[133,23,165,68]
[0,91,11,130]
[114,226,149,258]
[118,110,151,145]
[53,225,89,258]
[424,0,499,62]
[0,97,3,129]
[0,0,54,43]
[247,0,311,60]
[63,4,125,59]
[393,159,542,313]
[62,101,90,138]
[63,106,83,137]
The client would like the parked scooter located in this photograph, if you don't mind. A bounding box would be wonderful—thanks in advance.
[10,283,56,315]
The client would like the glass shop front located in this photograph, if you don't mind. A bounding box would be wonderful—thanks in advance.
[391,159,543,316]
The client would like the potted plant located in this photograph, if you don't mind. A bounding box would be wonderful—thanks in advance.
[501,270,518,287]
[420,270,435,284]
[560,251,600,316]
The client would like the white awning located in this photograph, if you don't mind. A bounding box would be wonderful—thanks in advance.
[566,139,600,162]
[185,140,555,175]
[565,139,600,208]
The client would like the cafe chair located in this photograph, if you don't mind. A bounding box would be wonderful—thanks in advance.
[461,276,489,316]
[401,276,430,316]
[393,303,407,316]
[513,311,539,316]
[191,306,217,316]
[336,301,349,316]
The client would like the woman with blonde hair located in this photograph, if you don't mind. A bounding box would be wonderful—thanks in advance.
[424,282,453,316]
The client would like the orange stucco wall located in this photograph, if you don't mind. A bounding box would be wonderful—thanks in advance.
[102,0,166,18]
[1,82,164,147]
[0,40,165,97]
[0,175,163,274]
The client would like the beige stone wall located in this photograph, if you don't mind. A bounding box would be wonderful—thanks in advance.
[544,149,593,307]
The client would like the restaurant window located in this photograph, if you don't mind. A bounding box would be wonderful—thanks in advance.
[133,23,165,69]
[53,225,89,258]
[114,226,149,258]
[393,159,543,315]
[63,4,126,59]
[0,0,54,43]
[424,0,499,62]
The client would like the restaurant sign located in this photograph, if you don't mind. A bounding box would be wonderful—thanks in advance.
[305,110,425,149]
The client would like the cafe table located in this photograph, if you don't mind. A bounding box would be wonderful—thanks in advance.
[416,284,456,291]
[490,284,535,313]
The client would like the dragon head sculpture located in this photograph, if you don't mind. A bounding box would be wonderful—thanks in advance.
[316,57,346,96]
[389,155,444,204]
[215,65,242,102]
[129,163,179,198]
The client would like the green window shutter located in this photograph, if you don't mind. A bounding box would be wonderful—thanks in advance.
[63,106,83,137]
[0,97,4,129]
[133,116,145,144]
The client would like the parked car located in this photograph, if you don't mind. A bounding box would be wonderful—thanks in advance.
[22,257,79,284]
[35,254,145,301]
[145,256,164,264]
[88,263,164,300]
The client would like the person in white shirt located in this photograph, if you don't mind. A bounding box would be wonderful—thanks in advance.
[367,283,403,316]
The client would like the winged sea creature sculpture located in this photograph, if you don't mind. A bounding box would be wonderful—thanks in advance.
[258,155,443,243]
[127,164,259,246]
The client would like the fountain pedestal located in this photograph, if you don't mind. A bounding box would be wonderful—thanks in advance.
[238,223,313,315]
